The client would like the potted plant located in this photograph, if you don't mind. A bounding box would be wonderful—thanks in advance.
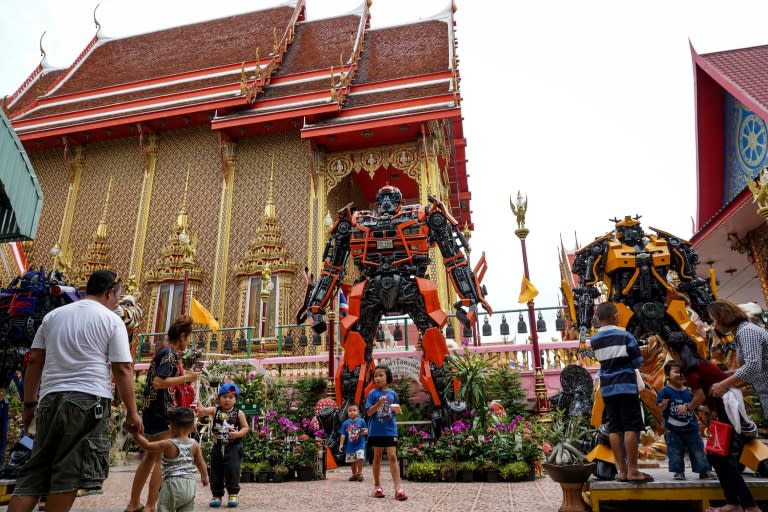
[480,459,500,483]
[272,464,289,483]
[539,411,596,512]
[254,461,272,483]
[240,461,257,483]
[439,460,457,482]
[292,437,319,481]
[456,460,477,482]
[500,460,532,482]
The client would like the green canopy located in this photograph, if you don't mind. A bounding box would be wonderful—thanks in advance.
[0,109,43,241]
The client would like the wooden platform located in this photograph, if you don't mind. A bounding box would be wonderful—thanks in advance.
[0,479,15,505]
[588,467,768,512]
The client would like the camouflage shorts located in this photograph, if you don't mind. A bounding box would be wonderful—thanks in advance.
[13,391,111,496]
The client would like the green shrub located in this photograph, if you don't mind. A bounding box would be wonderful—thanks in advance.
[500,461,531,481]
[486,364,527,418]
[456,460,477,472]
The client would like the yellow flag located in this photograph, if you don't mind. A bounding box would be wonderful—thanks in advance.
[518,275,539,304]
[190,298,219,333]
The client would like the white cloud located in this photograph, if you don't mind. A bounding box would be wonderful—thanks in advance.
[2,0,767,333]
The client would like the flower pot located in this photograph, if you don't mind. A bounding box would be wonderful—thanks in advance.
[441,469,456,482]
[485,469,500,483]
[256,471,271,483]
[296,466,315,481]
[458,469,474,482]
[542,462,596,512]
[272,473,285,483]
[240,469,253,483]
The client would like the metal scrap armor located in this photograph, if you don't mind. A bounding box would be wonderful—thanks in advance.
[565,215,715,345]
[297,186,491,435]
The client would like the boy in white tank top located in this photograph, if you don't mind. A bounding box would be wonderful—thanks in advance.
[132,408,209,512]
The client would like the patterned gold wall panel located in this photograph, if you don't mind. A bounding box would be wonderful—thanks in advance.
[325,173,369,285]
[144,127,222,315]
[25,149,70,272]
[231,133,310,324]
[69,138,144,281]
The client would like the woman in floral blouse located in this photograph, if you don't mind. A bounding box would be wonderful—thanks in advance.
[124,316,200,512]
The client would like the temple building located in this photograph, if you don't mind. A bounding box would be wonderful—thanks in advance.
[690,42,768,308]
[2,0,473,341]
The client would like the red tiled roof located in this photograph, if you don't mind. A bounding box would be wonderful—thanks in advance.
[16,72,242,121]
[699,44,768,114]
[356,20,449,83]
[51,6,295,97]
[344,82,450,108]
[7,68,65,115]
[275,15,360,76]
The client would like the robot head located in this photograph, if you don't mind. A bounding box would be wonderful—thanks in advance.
[376,185,402,216]
[614,216,643,245]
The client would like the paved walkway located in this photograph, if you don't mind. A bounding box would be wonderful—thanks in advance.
[0,462,565,512]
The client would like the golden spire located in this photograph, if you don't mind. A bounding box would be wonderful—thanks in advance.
[264,156,276,218]
[95,176,113,237]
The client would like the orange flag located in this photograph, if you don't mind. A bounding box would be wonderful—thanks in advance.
[190,298,219,333]
[518,275,539,304]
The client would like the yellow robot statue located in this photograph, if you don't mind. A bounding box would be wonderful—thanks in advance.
[564,216,717,478]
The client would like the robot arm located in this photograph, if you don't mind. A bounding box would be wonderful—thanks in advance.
[571,241,607,341]
[650,228,715,323]
[426,195,492,326]
[297,204,354,333]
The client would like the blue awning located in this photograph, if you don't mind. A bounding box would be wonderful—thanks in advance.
[0,109,43,241]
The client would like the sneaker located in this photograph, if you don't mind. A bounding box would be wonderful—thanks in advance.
[673,472,685,480]
[227,495,239,508]
[209,498,222,508]
[699,471,717,480]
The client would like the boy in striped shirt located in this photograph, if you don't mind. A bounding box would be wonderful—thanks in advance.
[591,302,651,482]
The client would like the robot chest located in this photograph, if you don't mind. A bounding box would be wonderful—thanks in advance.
[604,243,671,273]
[350,222,430,260]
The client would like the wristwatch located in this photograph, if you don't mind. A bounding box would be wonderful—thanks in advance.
[23,401,38,409]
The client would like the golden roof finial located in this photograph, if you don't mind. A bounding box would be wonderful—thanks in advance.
[39,31,47,59]
[254,48,262,80]
[264,155,276,218]
[273,27,279,54]
[93,3,101,32]
[96,176,113,238]
[239,63,247,95]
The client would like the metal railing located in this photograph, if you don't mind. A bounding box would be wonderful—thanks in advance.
[133,305,574,370]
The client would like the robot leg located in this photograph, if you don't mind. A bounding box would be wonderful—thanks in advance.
[337,331,372,409]
[585,384,617,480]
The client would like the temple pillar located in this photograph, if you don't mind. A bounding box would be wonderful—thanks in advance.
[749,224,768,304]
[52,142,85,274]
[315,151,330,276]
[130,130,158,281]
[212,136,237,324]
[419,126,452,320]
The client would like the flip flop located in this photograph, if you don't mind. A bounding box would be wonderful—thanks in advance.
[372,487,385,498]
[614,476,628,482]
[627,472,654,482]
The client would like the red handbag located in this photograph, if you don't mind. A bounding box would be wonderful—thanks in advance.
[705,419,733,457]
[170,362,195,408]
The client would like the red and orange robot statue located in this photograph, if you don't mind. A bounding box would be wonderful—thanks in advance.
[297,185,491,433]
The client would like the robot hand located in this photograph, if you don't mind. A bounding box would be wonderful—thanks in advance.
[310,309,327,334]
[454,302,478,329]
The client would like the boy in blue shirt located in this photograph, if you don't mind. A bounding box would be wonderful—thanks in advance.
[657,360,715,480]
[338,403,368,481]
